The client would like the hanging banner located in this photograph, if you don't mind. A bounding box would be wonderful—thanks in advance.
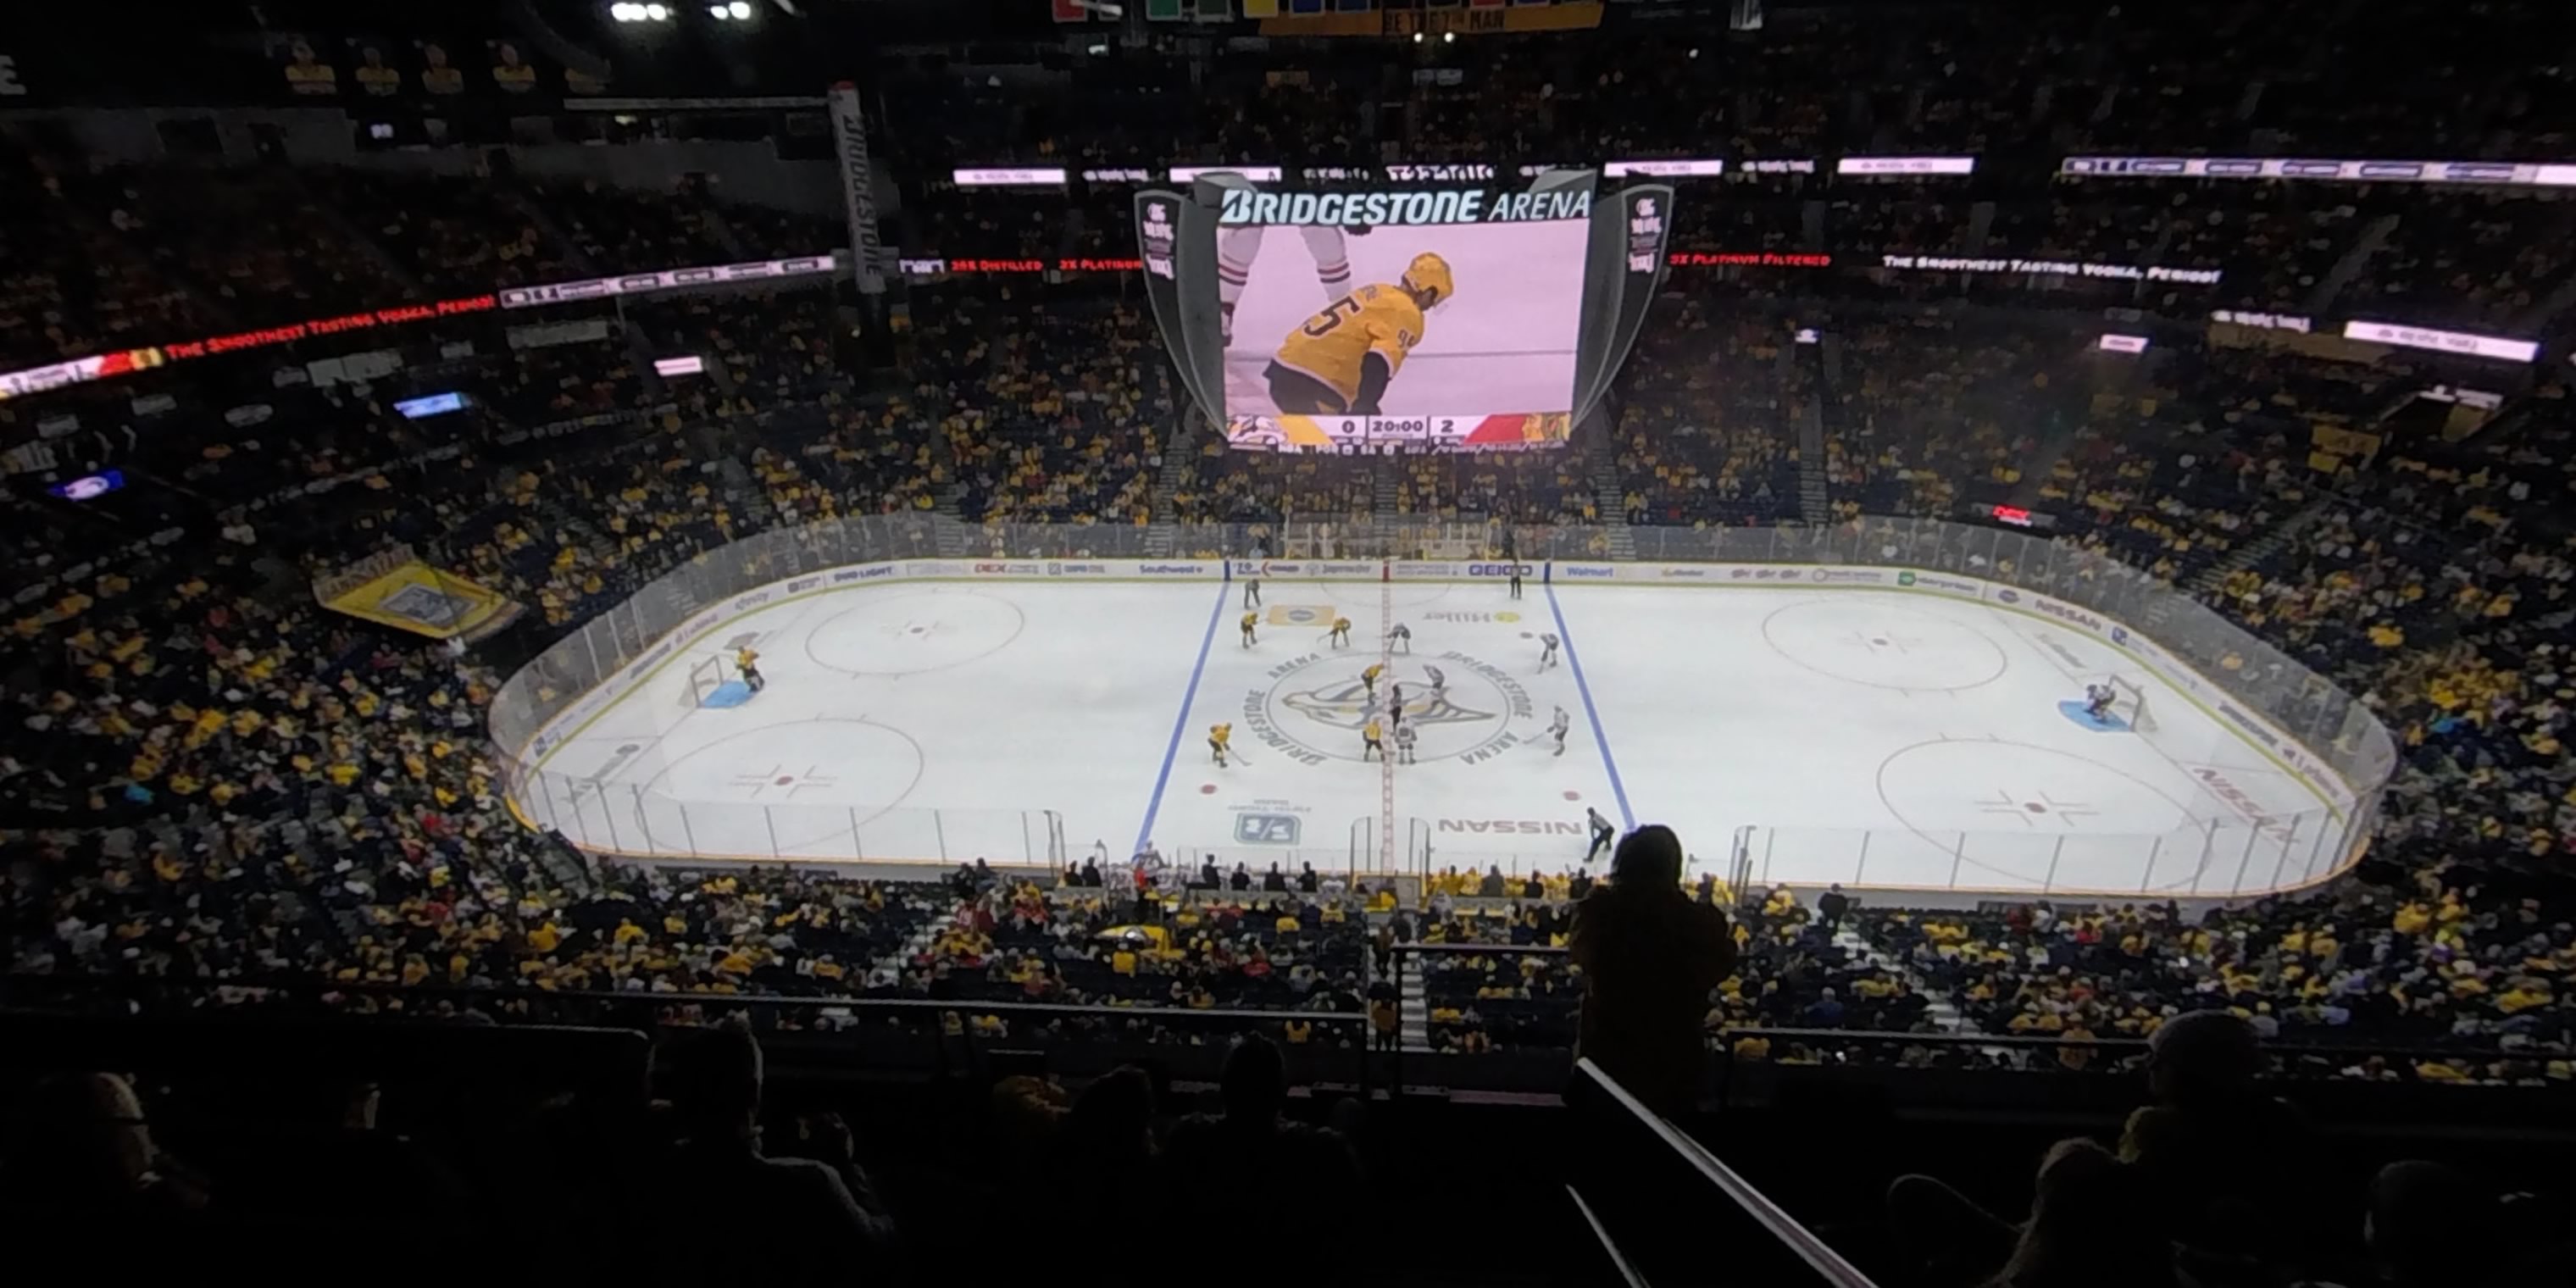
[827,81,887,295]
[1134,189,1214,420]
[314,547,523,642]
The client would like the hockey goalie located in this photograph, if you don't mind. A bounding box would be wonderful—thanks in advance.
[2082,681,2118,724]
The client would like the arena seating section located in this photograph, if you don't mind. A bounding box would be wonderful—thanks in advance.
[4,5,2574,1281]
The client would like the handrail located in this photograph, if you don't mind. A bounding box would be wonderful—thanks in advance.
[1567,1184,1655,1288]
[0,974,1369,1028]
[1374,959,2527,1063]
[1575,1057,1879,1288]
[1390,942,1570,956]
[33,975,2499,1068]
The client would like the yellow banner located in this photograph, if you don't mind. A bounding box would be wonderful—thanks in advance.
[2441,402,2492,442]
[1262,2,1602,38]
[314,547,523,641]
[2311,423,2384,463]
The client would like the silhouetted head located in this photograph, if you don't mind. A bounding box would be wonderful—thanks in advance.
[1609,824,1685,890]
[658,1015,763,1144]
[1220,1032,1288,1125]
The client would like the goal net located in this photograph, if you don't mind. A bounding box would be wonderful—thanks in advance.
[2105,675,2157,732]
[681,654,731,708]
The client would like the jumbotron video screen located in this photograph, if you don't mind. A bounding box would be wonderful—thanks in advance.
[1220,201,1585,452]
[1135,171,1674,455]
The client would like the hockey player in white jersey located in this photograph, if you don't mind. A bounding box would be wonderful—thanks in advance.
[1539,633,1561,670]
[1388,622,1412,653]
[1394,721,1418,764]
[1217,223,1352,346]
[1549,705,1572,757]
[1424,664,1446,693]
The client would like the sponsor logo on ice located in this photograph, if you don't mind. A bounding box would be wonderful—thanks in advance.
[1234,813,1303,845]
[2191,767,2297,840]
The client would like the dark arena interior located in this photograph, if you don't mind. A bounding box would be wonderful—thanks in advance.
[4,1,2576,1283]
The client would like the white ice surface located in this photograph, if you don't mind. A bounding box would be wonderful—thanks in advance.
[519,579,2339,895]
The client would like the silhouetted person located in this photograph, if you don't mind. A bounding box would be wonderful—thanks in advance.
[1568,825,1736,1116]
[1166,1035,1360,1279]
[1984,1140,2174,1288]
[2119,1009,2312,1259]
[642,1018,893,1279]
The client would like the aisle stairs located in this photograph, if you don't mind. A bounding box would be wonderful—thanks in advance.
[1399,954,1433,1052]
[1828,924,1964,1034]
[1794,403,1833,525]
[1145,413,1202,554]
[2185,493,2337,598]
[2301,213,2398,318]
[1586,434,1636,558]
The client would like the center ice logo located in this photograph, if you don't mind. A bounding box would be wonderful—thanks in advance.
[1282,675,1495,733]
[1244,651,1534,765]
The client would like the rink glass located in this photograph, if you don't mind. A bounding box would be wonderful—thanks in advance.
[486,514,2393,899]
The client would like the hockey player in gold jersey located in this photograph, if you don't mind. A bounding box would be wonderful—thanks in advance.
[1264,253,1454,416]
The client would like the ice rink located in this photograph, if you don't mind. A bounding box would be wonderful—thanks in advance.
[516,575,2346,896]
[1220,219,1585,420]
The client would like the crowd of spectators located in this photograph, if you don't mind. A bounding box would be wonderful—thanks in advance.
[3,0,2575,1128]
[7,14,2576,1285]
[1613,302,1803,526]
[1174,448,1374,525]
